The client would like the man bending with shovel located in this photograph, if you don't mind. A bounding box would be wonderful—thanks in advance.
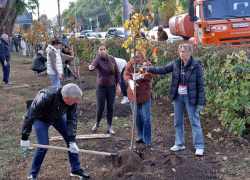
[20,83,90,180]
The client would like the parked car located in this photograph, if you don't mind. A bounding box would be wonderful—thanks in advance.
[105,27,147,39]
[85,32,96,39]
[80,30,93,36]
[95,32,106,39]
[105,27,125,39]
[78,34,88,39]
[68,32,80,38]
[145,26,159,40]
[164,28,183,43]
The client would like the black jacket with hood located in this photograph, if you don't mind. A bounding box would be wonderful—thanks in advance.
[148,56,205,106]
[21,86,78,142]
[31,53,47,71]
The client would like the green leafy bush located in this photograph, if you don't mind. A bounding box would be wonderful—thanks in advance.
[213,50,250,135]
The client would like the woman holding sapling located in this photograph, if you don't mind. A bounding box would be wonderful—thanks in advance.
[123,51,153,147]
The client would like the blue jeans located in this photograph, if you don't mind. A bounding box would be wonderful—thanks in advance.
[120,67,127,97]
[30,115,81,177]
[14,44,19,52]
[1,61,10,83]
[49,74,61,86]
[173,94,204,149]
[130,98,151,144]
[11,43,14,52]
[96,84,116,126]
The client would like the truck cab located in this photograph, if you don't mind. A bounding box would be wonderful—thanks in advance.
[170,0,250,45]
[193,0,250,45]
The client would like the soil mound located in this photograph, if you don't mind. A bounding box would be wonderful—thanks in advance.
[112,149,143,178]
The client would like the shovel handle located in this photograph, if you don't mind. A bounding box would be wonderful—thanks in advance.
[30,144,117,156]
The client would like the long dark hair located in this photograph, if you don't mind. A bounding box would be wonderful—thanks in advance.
[97,43,115,75]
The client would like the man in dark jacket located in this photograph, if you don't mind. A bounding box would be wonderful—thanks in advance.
[31,50,47,76]
[157,25,168,41]
[20,83,90,180]
[13,35,19,52]
[0,34,12,86]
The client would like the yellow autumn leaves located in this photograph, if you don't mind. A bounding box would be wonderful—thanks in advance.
[122,6,168,63]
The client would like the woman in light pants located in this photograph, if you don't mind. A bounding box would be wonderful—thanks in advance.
[144,43,205,156]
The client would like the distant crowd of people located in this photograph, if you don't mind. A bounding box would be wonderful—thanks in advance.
[1,31,205,180]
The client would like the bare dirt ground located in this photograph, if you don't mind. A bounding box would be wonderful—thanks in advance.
[0,52,250,180]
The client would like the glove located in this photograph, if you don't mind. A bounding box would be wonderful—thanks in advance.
[196,105,203,113]
[69,142,79,154]
[21,140,30,148]
[128,80,134,92]
[66,64,70,68]
[142,66,149,71]
[132,73,144,81]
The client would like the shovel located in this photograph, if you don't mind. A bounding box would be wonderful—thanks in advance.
[63,63,79,79]
[30,143,117,156]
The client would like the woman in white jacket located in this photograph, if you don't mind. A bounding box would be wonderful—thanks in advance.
[20,37,26,56]
[46,38,75,86]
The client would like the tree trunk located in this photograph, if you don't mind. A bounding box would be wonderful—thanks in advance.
[0,0,16,36]
[7,9,18,36]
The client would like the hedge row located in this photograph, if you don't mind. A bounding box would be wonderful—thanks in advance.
[76,38,250,135]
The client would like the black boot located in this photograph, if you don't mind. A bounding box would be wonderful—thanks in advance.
[70,169,90,179]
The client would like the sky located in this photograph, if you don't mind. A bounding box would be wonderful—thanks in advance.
[28,0,74,20]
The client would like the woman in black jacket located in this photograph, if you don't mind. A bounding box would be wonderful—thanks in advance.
[144,43,205,156]
[62,45,72,81]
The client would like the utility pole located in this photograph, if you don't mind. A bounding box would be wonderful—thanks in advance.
[37,3,40,22]
[75,1,77,32]
[57,0,62,38]
[122,0,129,39]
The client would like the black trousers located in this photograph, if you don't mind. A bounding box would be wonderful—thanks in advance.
[96,84,116,126]
[120,67,127,97]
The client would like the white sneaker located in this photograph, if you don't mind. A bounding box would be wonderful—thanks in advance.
[195,149,204,156]
[107,125,115,135]
[170,145,185,151]
[92,123,99,132]
[121,96,129,104]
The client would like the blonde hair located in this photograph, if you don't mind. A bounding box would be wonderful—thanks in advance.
[178,44,193,53]
[136,51,146,60]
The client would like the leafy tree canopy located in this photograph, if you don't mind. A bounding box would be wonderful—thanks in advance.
[13,0,39,15]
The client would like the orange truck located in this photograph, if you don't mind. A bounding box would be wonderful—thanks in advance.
[169,0,250,45]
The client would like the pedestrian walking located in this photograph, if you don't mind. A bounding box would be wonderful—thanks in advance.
[10,34,14,52]
[0,34,12,87]
[13,35,19,52]
[20,37,26,56]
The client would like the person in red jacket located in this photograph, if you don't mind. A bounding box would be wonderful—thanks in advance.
[123,51,153,147]
[157,25,168,41]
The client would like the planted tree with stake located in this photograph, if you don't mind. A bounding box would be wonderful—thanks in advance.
[122,5,166,149]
